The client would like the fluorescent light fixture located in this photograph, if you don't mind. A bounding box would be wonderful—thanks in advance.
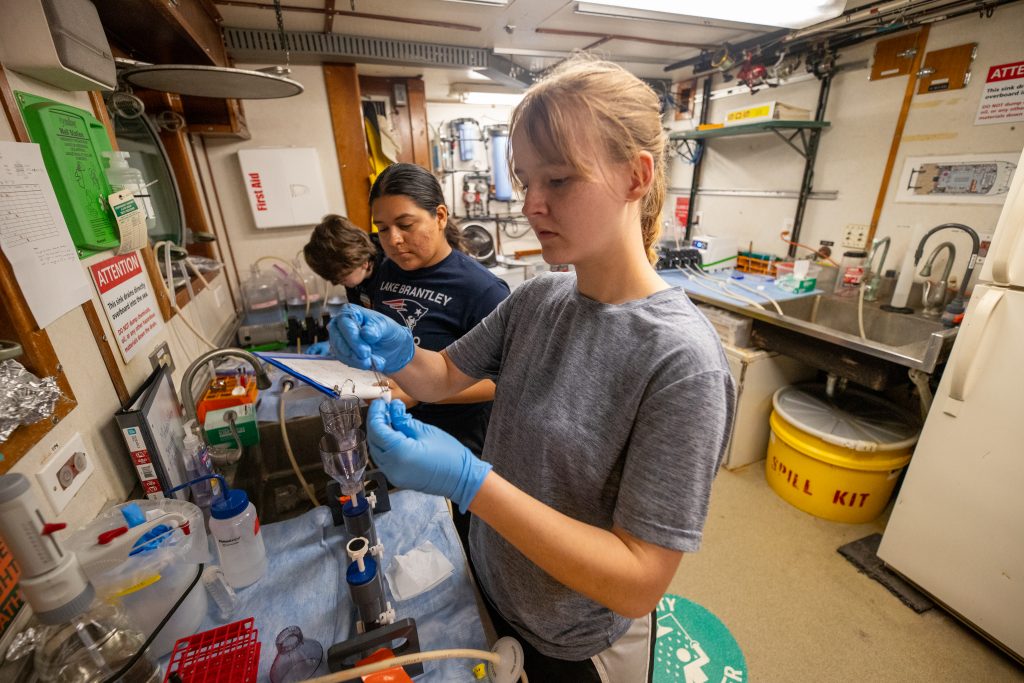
[461,91,524,105]
[575,0,847,29]
[449,82,524,106]
[467,70,492,80]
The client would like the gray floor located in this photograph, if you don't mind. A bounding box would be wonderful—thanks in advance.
[668,463,1024,682]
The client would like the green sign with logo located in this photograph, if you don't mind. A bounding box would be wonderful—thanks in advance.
[654,593,746,683]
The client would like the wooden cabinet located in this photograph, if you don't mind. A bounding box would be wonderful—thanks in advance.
[182,95,250,139]
[97,0,249,139]
[94,0,227,67]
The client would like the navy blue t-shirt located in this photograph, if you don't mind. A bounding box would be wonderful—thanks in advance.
[370,249,510,452]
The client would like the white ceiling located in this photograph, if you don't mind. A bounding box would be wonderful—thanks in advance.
[215,0,779,80]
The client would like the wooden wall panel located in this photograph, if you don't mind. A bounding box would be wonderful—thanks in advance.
[324,63,372,231]
[406,79,430,169]
[0,65,78,471]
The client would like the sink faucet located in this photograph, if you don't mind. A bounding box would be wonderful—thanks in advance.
[863,236,891,302]
[913,223,980,325]
[180,348,272,427]
[919,241,956,316]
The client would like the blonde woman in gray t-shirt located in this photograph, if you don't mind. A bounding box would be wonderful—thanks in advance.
[326,56,736,682]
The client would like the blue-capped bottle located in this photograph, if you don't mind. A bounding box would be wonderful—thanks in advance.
[208,479,267,589]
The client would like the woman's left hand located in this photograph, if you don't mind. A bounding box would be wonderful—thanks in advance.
[366,399,491,512]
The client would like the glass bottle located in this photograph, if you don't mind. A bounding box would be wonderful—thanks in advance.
[34,602,160,683]
[269,625,324,683]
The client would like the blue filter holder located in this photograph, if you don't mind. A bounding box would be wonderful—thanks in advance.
[489,125,512,201]
[346,554,378,587]
[457,119,476,162]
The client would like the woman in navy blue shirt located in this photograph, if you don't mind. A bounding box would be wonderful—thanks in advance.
[363,163,509,456]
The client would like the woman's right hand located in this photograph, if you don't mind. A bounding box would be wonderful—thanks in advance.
[327,306,415,373]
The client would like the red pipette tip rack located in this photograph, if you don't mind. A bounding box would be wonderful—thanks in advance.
[163,617,261,683]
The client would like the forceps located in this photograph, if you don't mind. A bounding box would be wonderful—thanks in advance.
[345,303,391,400]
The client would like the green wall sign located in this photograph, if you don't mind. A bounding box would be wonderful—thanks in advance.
[654,593,747,683]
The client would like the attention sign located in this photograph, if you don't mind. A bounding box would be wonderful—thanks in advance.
[975,60,1024,125]
[89,250,164,362]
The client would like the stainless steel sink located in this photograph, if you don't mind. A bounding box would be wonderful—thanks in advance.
[689,291,959,388]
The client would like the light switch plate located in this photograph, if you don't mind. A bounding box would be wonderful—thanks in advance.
[36,432,94,513]
[843,224,869,250]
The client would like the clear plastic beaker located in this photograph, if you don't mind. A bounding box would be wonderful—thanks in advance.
[834,250,868,297]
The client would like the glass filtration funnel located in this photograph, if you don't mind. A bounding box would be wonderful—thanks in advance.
[320,431,369,498]
[269,625,324,683]
[319,395,362,437]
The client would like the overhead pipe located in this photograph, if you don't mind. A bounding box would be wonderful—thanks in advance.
[666,0,1016,75]
[783,0,933,42]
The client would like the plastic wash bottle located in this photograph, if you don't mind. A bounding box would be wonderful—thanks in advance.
[208,477,267,588]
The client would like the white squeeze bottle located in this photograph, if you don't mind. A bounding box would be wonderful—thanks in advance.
[208,479,267,589]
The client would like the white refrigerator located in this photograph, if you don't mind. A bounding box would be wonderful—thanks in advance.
[878,147,1024,663]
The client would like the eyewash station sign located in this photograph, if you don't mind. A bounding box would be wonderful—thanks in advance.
[89,250,163,362]
[655,593,747,683]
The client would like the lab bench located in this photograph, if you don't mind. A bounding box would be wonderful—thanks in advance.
[171,490,489,681]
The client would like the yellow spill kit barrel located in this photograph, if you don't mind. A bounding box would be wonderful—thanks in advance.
[765,384,920,523]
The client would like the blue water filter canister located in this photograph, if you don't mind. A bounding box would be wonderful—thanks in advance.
[457,120,475,162]
[489,125,512,201]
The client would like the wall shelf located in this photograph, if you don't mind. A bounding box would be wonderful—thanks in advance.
[673,75,834,257]
[669,120,830,162]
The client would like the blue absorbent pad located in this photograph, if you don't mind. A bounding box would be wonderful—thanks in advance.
[181,490,487,681]
[660,268,821,306]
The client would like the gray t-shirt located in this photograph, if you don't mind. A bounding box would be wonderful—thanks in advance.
[446,273,736,660]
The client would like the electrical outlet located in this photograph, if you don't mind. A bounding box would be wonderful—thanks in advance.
[843,224,869,250]
[149,341,174,374]
[36,432,94,513]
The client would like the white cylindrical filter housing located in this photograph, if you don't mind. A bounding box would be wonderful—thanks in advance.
[0,474,94,624]
[457,119,476,161]
[488,125,512,201]
[209,487,267,588]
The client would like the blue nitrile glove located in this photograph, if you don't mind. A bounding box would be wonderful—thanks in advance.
[367,399,492,513]
[328,307,415,373]
[305,341,333,356]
